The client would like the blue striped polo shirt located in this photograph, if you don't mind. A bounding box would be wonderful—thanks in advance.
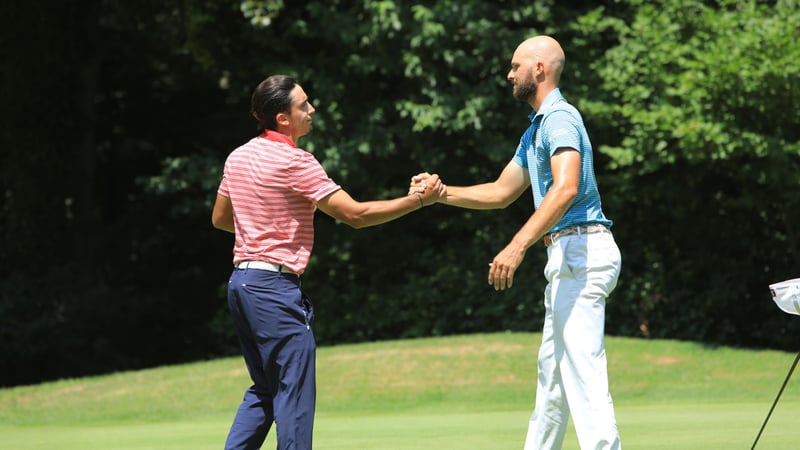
[512,88,613,233]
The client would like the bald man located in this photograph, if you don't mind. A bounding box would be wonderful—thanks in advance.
[411,36,623,449]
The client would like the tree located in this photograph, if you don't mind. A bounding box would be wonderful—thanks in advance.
[2,0,798,387]
[571,0,800,345]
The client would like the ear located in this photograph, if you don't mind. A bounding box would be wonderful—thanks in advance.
[275,111,290,127]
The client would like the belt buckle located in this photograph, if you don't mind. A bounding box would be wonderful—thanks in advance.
[544,230,560,247]
[545,226,578,247]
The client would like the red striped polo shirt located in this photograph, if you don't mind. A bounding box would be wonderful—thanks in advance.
[218,130,341,274]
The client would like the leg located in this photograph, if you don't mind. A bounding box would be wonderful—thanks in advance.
[524,282,570,450]
[556,233,622,450]
[225,386,273,450]
[225,270,316,450]
[272,330,316,450]
[228,330,316,450]
[225,269,275,449]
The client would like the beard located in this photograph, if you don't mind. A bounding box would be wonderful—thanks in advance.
[512,70,538,102]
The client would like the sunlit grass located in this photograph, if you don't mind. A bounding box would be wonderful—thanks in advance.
[1,332,799,449]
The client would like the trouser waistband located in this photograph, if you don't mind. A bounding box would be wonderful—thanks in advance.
[235,261,298,275]
[544,224,610,247]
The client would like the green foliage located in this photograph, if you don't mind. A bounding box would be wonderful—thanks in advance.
[286,0,550,345]
[240,0,284,26]
[572,0,800,344]
[585,0,800,171]
[2,0,799,386]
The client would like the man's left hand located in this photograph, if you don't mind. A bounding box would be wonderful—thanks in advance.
[488,243,527,290]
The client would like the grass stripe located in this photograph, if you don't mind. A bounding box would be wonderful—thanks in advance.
[2,332,799,449]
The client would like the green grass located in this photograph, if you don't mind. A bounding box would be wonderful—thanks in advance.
[1,332,799,449]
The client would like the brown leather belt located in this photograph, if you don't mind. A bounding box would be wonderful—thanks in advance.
[543,224,610,247]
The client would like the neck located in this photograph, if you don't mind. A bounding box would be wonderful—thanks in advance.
[274,126,298,143]
[263,129,297,147]
[530,85,556,111]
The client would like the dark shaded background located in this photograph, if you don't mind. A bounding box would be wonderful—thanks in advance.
[1,0,797,387]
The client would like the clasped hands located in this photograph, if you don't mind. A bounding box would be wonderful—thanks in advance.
[408,172,446,207]
[408,172,522,291]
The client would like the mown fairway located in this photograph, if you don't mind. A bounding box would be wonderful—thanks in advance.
[2,333,799,449]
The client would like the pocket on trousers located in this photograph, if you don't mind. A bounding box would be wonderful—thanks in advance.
[586,234,621,272]
[584,234,622,293]
[301,293,314,328]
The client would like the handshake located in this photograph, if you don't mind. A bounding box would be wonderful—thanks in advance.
[408,172,447,208]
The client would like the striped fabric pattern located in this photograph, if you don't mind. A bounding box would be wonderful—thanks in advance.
[218,130,341,274]
[512,88,613,233]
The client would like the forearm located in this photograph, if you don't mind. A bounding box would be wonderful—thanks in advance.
[320,176,443,228]
[344,194,425,229]
[418,161,528,210]
[510,185,574,249]
[442,184,516,210]
[317,188,429,229]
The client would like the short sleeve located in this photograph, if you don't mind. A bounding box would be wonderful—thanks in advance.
[512,124,536,169]
[542,110,581,156]
[287,151,341,203]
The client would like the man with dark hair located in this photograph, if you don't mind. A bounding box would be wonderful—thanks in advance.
[412,36,623,449]
[213,74,443,450]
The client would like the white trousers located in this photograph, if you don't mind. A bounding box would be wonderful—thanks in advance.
[524,231,622,450]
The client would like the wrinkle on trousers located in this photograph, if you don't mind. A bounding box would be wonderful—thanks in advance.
[524,232,622,450]
[225,268,316,450]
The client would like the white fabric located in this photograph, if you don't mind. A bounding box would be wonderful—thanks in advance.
[235,261,298,275]
[770,278,800,316]
[524,231,622,450]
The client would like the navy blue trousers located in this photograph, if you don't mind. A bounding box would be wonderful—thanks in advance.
[224,268,316,450]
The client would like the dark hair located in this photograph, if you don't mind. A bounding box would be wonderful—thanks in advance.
[250,75,298,131]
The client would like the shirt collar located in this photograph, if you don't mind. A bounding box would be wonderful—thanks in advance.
[261,129,297,147]
[528,88,565,123]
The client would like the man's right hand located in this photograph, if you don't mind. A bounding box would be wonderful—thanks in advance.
[411,172,446,206]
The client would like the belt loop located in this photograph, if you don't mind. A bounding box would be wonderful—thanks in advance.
[577,226,582,238]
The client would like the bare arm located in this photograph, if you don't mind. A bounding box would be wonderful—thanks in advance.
[211,194,235,233]
[316,175,444,229]
[488,148,580,290]
[414,161,530,210]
